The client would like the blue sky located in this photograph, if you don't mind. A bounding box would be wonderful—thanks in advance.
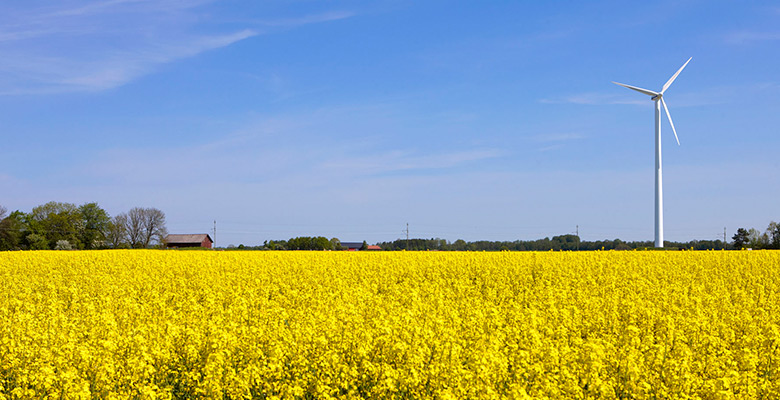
[1,1,778,246]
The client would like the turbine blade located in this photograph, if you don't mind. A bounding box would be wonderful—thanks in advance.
[612,81,658,97]
[661,98,680,146]
[661,57,692,94]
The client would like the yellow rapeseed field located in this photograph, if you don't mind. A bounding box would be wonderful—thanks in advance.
[1,250,779,399]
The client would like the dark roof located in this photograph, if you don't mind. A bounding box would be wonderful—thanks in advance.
[165,234,213,244]
[341,242,363,249]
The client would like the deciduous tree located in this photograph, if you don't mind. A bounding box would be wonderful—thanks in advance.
[78,203,111,249]
[767,221,780,250]
[107,214,129,248]
[27,201,81,249]
[748,228,768,249]
[0,211,26,250]
[125,207,167,248]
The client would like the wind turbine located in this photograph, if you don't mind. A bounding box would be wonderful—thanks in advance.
[613,57,691,248]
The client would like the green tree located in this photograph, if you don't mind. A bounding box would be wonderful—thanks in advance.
[27,201,82,249]
[0,211,27,250]
[55,240,73,250]
[360,241,368,251]
[26,233,49,250]
[747,228,768,249]
[767,221,780,250]
[0,207,23,250]
[452,239,467,251]
[286,236,333,250]
[314,236,332,250]
[732,228,749,249]
[78,202,111,249]
[264,240,287,250]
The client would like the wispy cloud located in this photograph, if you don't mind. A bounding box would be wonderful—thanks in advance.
[531,133,585,143]
[321,149,504,176]
[668,82,780,107]
[0,2,352,94]
[4,29,257,93]
[724,31,780,45]
[41,0,164,18]
[528,133,585,153]
[255,11,356,28]
[540,92,646,106]
[536,144,564,153]
[540,81,780,108]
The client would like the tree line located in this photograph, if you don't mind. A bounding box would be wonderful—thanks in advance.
[375,235,667,251]
[0,202,167,250]
[227,237,347,251]
[2,202,777,252]
[732,222,780,250]
[376,225,777,251]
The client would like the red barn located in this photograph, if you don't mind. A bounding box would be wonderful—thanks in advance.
[165,234,213,249]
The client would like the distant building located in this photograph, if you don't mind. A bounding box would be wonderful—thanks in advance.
[341,242,362,251]
[340,242,381,251]
[165,234,213,249]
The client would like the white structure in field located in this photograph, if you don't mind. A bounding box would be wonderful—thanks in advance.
[613,57,691,248]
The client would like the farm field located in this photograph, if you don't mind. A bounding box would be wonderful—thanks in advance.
[1,250,779,399]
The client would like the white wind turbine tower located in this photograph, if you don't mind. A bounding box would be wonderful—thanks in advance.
[613,57,691,248]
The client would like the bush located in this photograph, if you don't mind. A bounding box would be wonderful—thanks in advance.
[55,240,73,250]
[26,234,49,250]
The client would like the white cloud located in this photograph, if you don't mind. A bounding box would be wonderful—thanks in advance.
[528,133,585,152]
[320,149,504,175]
[0,2,352,94]
[541,81,780,109]
[724,31,780,45]
[539,92,646,106]
[54,29,257,91]
[531,133,585,143]
[0,29,256,94]
[255,11,356,28]
[668,82,780,108]
[536,144,564,153]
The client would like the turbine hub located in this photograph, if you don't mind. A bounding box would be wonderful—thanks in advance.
[651,93,662,101]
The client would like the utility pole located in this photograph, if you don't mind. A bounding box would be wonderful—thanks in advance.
[405,223,410,250]
[213,220,217,249]
[724,227,727,245]
[576,225,580,251]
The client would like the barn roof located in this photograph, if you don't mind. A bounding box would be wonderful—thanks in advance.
[165,234,213,244]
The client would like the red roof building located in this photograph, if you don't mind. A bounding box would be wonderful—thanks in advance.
[165,234,213,249]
